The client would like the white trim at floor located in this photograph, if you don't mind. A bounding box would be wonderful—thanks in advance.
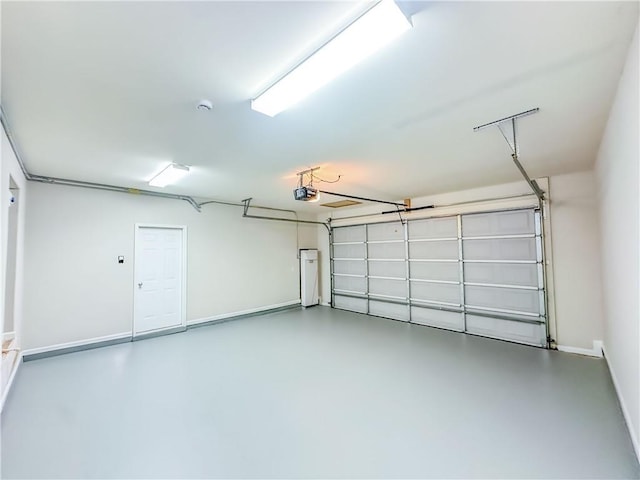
[603,344,639,462]
[22,332,133,359]
[557,340,603,358]
[188,300,301,327]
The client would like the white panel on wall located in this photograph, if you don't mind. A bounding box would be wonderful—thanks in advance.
[465,285,540,314]
[368,242,405,259]
[369,278,407,298]
[369,300,408,321]
[334,295,367,313]
[464,263,538,287]
[410,262,460,282]
[333,275,367,293]
[408,217,458,239]
[462,238,537,261]
[465,314,546,346]
[333,243,366,259]
[411,307,463,331]
[462,210,535,236]
[410,281,461,305]
[368,260,406,278]
[333,225,365,243]
[333,260,366,275]
[367,222,404,241]
[409,240,458,260]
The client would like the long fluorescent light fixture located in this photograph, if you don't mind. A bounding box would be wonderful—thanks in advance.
[148,163,190,187]
[251,0,411,117]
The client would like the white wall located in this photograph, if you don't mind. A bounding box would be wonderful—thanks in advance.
[595,22,639,457]
[0,127,27,345]
[22,182,317,350]
[548,171,604,350]
[317,172,606,351]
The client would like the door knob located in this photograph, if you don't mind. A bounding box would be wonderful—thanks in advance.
[138,282,143,289]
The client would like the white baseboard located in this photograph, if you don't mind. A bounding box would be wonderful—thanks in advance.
[320,302,331,307]
[21,302,302,358]
[188,300,301,327]
[22,331,132,358]
[557,340,603,358]
[602,344,639,462]
[1,351,22,412]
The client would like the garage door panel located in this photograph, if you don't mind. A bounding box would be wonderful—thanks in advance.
[334,295,367,313]
[370,301,408,321]
[333,226,365,243]
[367,223,404,241]
[411,307,463,331]
[462,210,535,236]
[409,217,458,239]
[464,263,538,287]
[334,260,366,276]
[465,314,545,346]
[410,262,460,282]
[409,240,458,260]
[368,242,405,259]
[465,285,540,314]
[369,260,405,278]
[331,208,546,348]
[369,278,407,298]
[334,276,367,293]
[410,281,460,304]
[334,243,366,259]
[463,238,536,261]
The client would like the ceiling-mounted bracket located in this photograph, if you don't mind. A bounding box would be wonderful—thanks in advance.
[297,167,321,188]
[474,108,545,201]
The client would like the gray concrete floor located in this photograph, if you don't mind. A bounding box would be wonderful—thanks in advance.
[2,306,639,479]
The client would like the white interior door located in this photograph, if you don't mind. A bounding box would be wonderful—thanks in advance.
[134,225,186,335]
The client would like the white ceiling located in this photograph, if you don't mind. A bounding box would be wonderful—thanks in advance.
[2,1,638,211]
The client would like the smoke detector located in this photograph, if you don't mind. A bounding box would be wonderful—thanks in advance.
[197,99,213,111]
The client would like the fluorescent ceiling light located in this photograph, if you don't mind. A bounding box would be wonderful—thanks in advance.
[148,163,190,187]
[251,0,411,117]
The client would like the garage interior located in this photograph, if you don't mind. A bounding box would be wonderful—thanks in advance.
[0,1,638,478]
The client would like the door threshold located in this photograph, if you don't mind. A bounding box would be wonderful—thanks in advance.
[133,325,187,342]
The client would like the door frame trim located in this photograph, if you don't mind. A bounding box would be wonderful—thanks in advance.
[133,223,188,337]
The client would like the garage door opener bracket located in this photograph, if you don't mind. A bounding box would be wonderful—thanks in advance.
[473,108,544,201]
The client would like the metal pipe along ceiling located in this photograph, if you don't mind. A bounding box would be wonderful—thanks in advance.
[241,198,331,232]
[0,106,320,222]
[0,107,204,211]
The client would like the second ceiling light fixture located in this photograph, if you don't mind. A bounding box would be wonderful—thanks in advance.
[251,0,412,117]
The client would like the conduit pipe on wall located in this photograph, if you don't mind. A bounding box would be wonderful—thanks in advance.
[0,107,204,211]
[33,174,203,211]
[1,107,313,217]
[2,106,344,222]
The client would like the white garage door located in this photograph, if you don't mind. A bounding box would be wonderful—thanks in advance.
[331,208,547,347]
